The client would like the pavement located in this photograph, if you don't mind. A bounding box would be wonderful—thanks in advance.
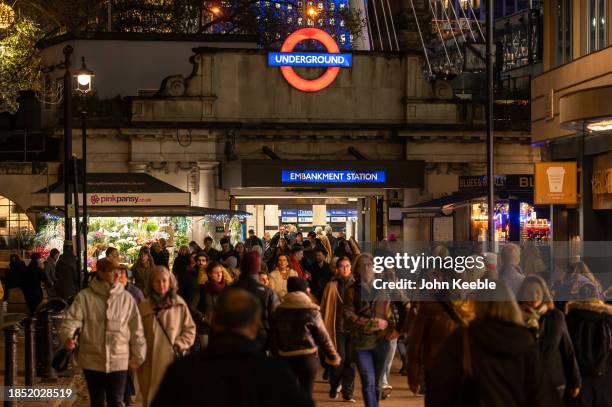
[69,353,424,407]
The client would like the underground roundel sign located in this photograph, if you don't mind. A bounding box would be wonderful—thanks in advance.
[268,28,352,92]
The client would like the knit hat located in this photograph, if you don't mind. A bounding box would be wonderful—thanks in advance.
[287,277,308,293]
[242,251,261,275]
[225,256,238,269]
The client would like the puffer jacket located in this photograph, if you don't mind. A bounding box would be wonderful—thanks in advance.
[271,291,340,362]
[60,277,146,373]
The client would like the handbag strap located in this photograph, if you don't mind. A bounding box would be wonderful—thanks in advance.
[462,328,472,378]
[154,311,179,357]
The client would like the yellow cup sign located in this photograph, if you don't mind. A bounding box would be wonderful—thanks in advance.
[534,162,578,205]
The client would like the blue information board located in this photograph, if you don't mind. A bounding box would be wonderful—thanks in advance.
[281,170,386,183]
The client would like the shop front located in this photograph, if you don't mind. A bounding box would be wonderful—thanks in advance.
[400,174,550,243]
[29,173,249,266]
[223,160,424,242]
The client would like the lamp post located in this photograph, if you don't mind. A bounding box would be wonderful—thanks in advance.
[74,57,95,282]
[62,45,73,244]
[486,0,495,247]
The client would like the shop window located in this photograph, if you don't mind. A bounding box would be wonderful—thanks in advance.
[0,196,34,250]
[588,0,607,52]
[555,0,572,66]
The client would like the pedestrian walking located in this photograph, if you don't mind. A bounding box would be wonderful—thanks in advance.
[499,243,525,295]
[152,289,314,407]
[565,285,612,407]
[232,251,279,350]
[105,247,121,264]
[269,254,298,300]
[245,229,263,251]
[271,277,341,396]
[55,242,80,302]
[175,251,206,351]
[289,244,309,280]
[320,256,357,402]
[132,246,155,292]
[426,283,561,407]
[117,266,143,406]
[344,253,391,407]
[61,258,146,407]
[308,248,333,303]
[43,248,60,297]
[198,261,229,346]
[171,245,190,277]
[138,266,196,406]
[150,240,169,268]
[21,252,46,315]
[518,275,581,400]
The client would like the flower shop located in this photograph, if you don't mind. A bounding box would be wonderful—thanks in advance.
[29,173,250,269]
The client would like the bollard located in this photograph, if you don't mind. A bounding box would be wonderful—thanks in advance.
[24,317,36,386]
[4,324,19,407]
[35,312,57,380]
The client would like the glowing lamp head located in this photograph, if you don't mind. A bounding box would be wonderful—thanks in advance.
[307,7,318,18]
[211,6,221,15]
[73,57,95,94]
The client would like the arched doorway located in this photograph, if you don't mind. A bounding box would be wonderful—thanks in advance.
[0,195,35,250]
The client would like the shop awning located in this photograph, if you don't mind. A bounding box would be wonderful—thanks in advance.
[28,205,251,219]
[389,192,485,220]
[32,173,191,207]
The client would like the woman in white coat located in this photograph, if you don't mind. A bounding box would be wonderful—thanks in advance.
[138,266,196,406]
[61,258,146,407]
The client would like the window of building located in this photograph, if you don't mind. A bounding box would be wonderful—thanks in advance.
[555,0,572,66]
[0,196,34,250]
[589,0,607,52]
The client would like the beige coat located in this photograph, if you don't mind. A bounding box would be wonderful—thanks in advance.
[60,277,146,373]
[269,269,298,300]
[137,295,196,406]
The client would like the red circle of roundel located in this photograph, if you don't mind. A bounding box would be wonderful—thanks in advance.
[279,28,341,92]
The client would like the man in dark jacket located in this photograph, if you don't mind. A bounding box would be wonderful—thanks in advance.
[245,229,263,251]
[271,277,340,396]
[426,314,561,406]
[307,248,332,302]
[152,289,313,407]
[43,248,60,297]
[232,251,279,350]
[202,236,220,261]
[54,242,81,301]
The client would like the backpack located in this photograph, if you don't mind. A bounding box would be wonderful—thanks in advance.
[573,315,612,376]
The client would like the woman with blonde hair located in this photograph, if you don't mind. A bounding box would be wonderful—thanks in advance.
[426,282,561,407]
[517,276,581,400]
[138,266,196,406]
[344,252,391,407]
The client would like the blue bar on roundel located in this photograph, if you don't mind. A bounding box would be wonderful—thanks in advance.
[268,52,353,67]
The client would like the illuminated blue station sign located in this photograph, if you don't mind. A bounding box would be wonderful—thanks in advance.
[281,170,386,183]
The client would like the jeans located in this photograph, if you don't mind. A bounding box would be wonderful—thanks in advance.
[282,353,320,397]
[354,340,391,407]
[83,369,128,407]
[381,338,398,387]
[329,332,356,399]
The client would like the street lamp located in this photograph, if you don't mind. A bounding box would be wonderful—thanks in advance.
[73,57,94,282]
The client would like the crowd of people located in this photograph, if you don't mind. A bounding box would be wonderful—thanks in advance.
[3,228,612,407]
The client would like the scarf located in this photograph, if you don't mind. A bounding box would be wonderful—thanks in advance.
[150,289,176,311]
[520,303,548,334]
[206,279,227,294]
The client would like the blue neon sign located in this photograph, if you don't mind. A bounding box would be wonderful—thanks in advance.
[268,52,352,67]
[281,170,386,183]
